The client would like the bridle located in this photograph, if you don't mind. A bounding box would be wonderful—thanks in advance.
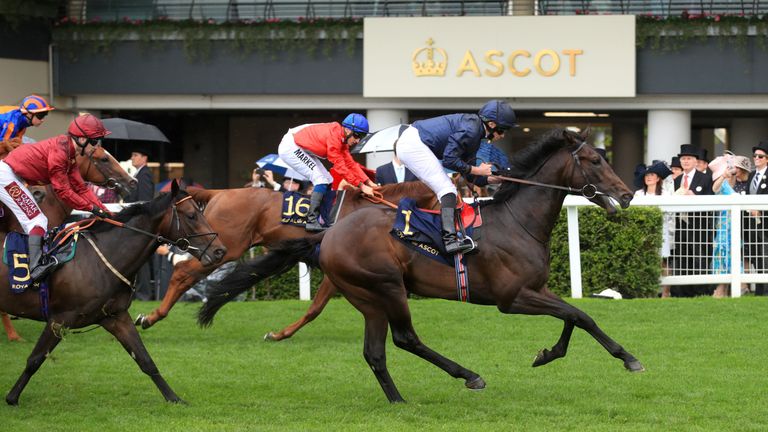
[80,144,120,190]
[493,140,604,199]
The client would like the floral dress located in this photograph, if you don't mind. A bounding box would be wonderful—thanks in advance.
[712,181,735,273]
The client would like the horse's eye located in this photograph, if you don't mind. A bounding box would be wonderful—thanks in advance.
[591,157,601,165]
[187,212,196,220]
[101,157,109,163]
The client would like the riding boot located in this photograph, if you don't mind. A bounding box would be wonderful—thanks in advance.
[29,234,56,282]
[305,190,326,232]
[440,194,475,255]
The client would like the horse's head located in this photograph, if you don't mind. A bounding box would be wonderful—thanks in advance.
[564,129,633,213]
[76,145,137,199]
[161,179,227,267]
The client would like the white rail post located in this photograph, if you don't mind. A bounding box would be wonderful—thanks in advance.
[730,205,742,298]
[299,262,311,300]
[567,206,583,298]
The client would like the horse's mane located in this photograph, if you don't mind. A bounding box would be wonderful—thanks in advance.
[343,180,433,202]
[88,192,176,233]
[483,128,572,206]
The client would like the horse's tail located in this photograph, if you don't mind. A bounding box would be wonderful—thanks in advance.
[197,233,325,328]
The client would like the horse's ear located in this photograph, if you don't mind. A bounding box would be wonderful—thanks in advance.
[171,179,180,197]
[581,126,591,142]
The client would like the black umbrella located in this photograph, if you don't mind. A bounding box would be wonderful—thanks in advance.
[101,118,170,143]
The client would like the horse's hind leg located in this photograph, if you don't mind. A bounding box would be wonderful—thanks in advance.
[137,258,212,329]
[6,323,61,405]
[265,277,336,341]
[387,300,485,391]
[102,311,183,403]
[506,287,644,372]
[2,312,22,342]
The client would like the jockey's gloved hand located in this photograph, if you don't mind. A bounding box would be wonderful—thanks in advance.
[91,206,111,219]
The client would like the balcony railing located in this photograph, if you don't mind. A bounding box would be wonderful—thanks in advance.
[538,1,768,16]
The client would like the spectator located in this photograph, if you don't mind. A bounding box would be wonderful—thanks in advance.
[731,155,752,194]
[375,154,417,185]
[124,145,155,300]
[670,157,683,180]
[88,184,120,204]
[671,144,714,296]
[746,141,768,295]
[244,168,266,188]
[634,161,674,297]
[710,155,739,298]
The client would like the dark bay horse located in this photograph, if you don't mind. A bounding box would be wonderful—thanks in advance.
[2,181,226,405]
[134,182,437,329]
[1,144,136,341]
[199,128,644,403]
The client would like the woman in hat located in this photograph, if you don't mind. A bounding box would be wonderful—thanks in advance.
[634,161,674,297]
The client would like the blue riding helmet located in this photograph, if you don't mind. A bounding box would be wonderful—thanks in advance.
[478,100,518,129]
[341,113,369,134]
[20,95,54,114]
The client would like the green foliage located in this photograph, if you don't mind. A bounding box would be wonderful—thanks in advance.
[549,206,663,298]
[637,13,768,51]
[52,18,363,62]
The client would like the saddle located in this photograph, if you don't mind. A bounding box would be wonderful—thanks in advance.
[3,228,79,294]
[390,198,482,266]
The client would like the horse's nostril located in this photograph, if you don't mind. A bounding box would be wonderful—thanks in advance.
[129,179,138,188]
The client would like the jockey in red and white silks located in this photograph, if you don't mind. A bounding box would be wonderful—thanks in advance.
[395,100,518,255]
[0,113,112,281]
[277,113,378,232]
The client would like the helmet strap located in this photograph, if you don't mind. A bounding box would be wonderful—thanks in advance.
[483,121,495,140]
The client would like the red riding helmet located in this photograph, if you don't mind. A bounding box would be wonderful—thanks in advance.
[67,114,111,139]
[19,95,55,114]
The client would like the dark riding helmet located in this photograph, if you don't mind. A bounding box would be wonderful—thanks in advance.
[68,114,111,140]
[478,100,519,129]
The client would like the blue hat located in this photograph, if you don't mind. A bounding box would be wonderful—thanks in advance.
[634,161,672,189]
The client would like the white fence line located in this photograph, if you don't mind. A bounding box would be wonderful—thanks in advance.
[564,194,768,298]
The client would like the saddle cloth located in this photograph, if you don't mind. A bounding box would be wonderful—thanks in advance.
[280,190,341,228]
[390,198,481,266]
[3,230,78,294]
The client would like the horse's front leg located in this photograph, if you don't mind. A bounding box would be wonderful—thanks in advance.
[6,322,62,405]
[265,277,337,341]
[503,287,644,372]
[101,311,183,403]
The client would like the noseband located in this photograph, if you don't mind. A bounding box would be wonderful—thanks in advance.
[81,145,120,190]
[494,140,605,199]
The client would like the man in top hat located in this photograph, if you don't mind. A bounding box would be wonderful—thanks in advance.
[672,144,714,296]
[696,148,711,174]
[124,145,156,301]
[124,145,154,203]
[674,144,713,195]
[746,141,768,294]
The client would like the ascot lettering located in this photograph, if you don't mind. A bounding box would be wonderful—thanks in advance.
[454,49,583,78]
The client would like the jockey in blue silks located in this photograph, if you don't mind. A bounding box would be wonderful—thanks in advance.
[395,100,518,255]
[0,95,55,155]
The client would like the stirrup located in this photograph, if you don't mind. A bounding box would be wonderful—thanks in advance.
[30,256,58,282]
[445,236,475,255]
[305,221,327,232]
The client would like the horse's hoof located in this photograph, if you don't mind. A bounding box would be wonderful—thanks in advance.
[264,332,276,341]
[532,348,551,367]
[134,314,146,328]
[624,360,645,373]
[465,376,486,390]
[5,396,18,406]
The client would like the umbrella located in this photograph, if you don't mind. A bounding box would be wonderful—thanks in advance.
[351,124,409,154]
[255,154,308,180]
[101,118,170,143]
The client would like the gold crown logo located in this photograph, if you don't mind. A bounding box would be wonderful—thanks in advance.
[412,38,447,77]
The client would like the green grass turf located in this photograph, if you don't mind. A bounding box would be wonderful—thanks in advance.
[1,298,766,431]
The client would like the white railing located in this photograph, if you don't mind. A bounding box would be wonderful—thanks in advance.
[564,194,768,298]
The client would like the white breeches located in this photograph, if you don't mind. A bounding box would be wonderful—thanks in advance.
[277,132,333,185]
[395,126,457,199]
[0,160,47,234]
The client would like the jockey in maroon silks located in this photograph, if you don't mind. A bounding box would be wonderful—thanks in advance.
[0,113,112,281]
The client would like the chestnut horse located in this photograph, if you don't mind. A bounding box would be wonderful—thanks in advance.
[3,181,226,405]
[1,144,137,341]
[199,129,644,403]
[134,182,437,329]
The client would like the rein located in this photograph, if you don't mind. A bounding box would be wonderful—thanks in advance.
[363,191,398,209]
[494,141,601,199]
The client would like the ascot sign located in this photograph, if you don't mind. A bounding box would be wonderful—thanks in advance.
[364,16,636,98]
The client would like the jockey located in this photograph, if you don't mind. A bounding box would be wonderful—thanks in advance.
[0,95,55,153]
[0,113,112,281]
[278,113,379,232]
[396,100,518,255]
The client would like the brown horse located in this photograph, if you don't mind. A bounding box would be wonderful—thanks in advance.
[1,144,136,341]
[134,181,437,329]
[199,128,644,403]
[3,181,226,405]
